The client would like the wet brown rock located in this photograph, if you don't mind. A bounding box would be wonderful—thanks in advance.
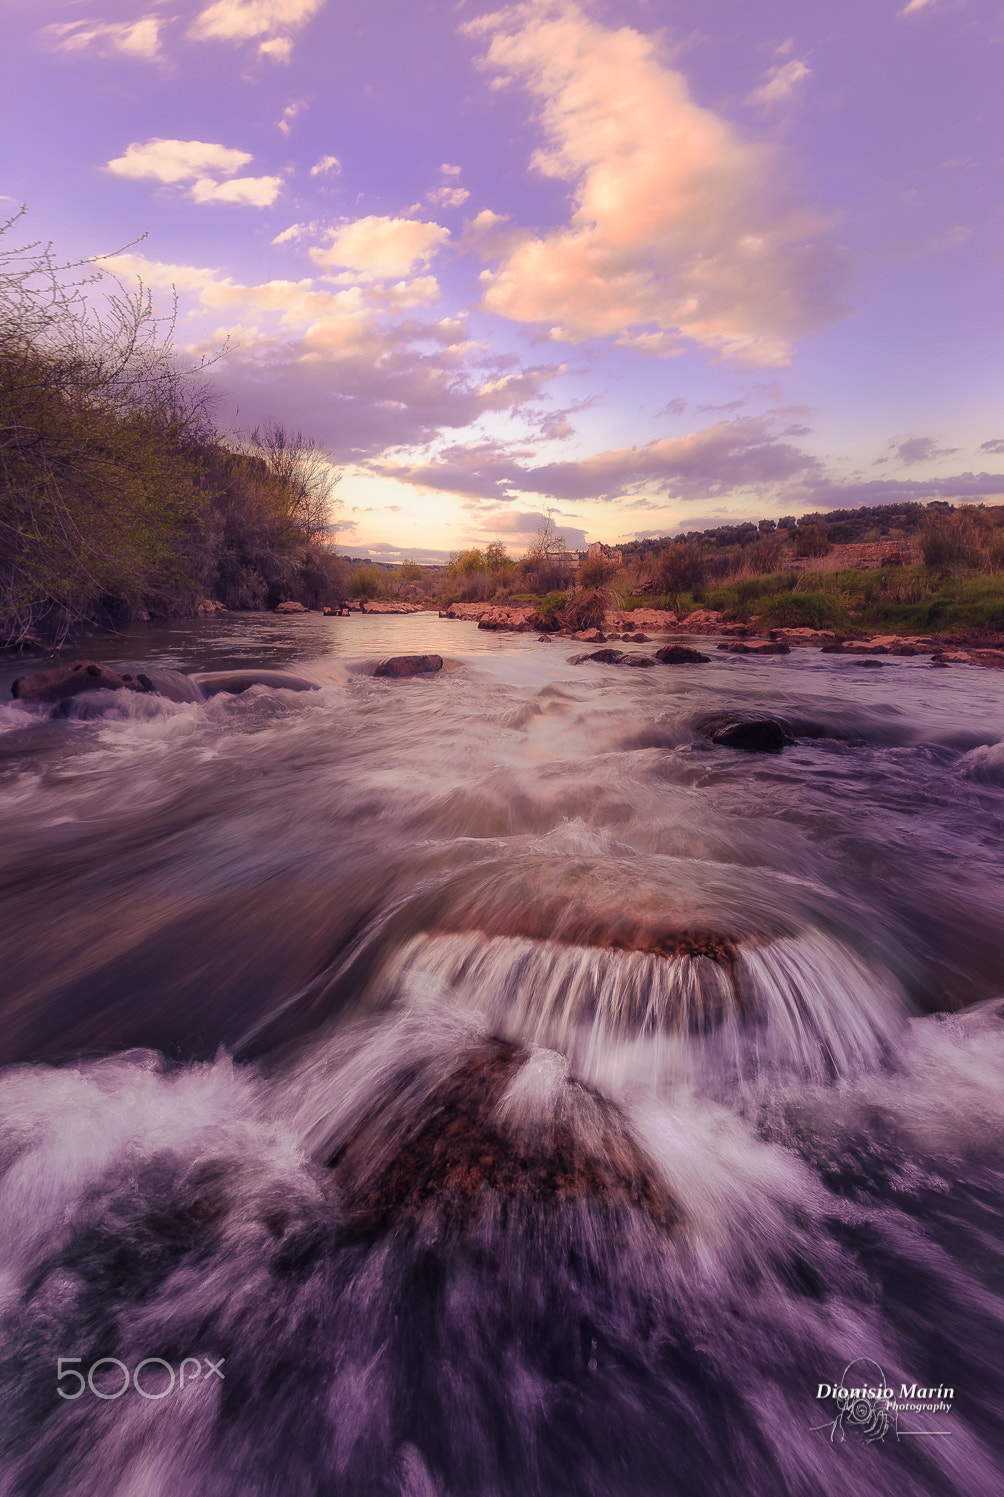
[654,645,710,664]
[373,654,444,678]
[11,660,153,704]
[717,640,791,656]
[623,654,656,667]
[625,631,651,642]
[698,714,794,753]
[274,600,308,613]
[327,1040,680,1233]
[570,648,625,665]
[573,629,606,643]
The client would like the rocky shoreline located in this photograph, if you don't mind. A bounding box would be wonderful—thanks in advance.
[437,601,1004,668]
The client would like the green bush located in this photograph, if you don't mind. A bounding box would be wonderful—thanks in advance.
[348,564,384,600]
[756,591,849,630]
[534,591,568,623]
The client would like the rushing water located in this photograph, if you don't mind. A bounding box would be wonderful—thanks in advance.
[1,613,1003,1497]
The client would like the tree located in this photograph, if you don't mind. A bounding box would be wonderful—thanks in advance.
[521,510,569,592]
[245,418,339,544]
[398,560,423,581]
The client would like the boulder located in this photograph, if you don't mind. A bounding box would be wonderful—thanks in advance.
[192,670,319,696]
[571,649,626,665]
[274,600,308,613]
[933,651,973,664]
[11,660,154,704]
[717,640,790,655]
[573,629,606,643]
[698,715,795,753]
[478,606,534,632]
[654,645,710,665]
[843,638,889,654]
[373,654,444,678]
[326,1039,679,1233]
[852,659,886,668]
[623,654,656,667]
[972,649,1004,670]
[769,627,837,647]
[625,631,651,643]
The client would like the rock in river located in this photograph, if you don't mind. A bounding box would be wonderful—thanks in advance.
[698,715,795,753]
[373,654,444,678]
[654,645,710,665]
[11,660,154,704]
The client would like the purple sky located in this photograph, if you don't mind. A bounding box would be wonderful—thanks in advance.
[4,0,1003,561]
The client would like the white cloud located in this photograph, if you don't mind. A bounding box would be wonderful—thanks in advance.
[310,216,450,279]
[105,138,254,184]
[464,0,848,367]
[258,36,293,61]
[188,0,326,55]
[104,138,281,207]
[427,185,470,209]
[899,0,941,14]
[277,98,309,134]
[310,155,342,176]
[747,59,811,109]
[42,17,164,62]
[190,175,284,206]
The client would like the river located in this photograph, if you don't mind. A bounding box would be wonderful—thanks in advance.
[0,612,1002,1496]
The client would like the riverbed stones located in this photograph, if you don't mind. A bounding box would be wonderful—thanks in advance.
[11,660,154,704]
[373,654,444,678]
[654,645,710,664]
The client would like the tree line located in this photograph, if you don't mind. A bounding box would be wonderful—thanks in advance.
[0,215,344,645]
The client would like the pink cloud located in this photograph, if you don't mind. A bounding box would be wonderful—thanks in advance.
[310,216,450,279]
[464,1,849,366]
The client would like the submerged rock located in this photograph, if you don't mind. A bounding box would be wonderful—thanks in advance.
[373,654,444,678]
[11,660,154,704]
[192,670,319,696]
[570,648,625,665]
[326,1039,680,1234]
[654,645,710,664]
[698,715,795,753]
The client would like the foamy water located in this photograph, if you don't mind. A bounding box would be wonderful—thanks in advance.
[0,614,1002,1495]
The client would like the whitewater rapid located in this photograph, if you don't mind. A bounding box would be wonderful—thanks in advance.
[0,613,1002,1496]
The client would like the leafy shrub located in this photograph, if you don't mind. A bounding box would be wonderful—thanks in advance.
[794,526,832,559]
[757,591,849,630]
[348,564,384,600]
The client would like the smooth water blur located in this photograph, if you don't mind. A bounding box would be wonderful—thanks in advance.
[1,613,1003,1496]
